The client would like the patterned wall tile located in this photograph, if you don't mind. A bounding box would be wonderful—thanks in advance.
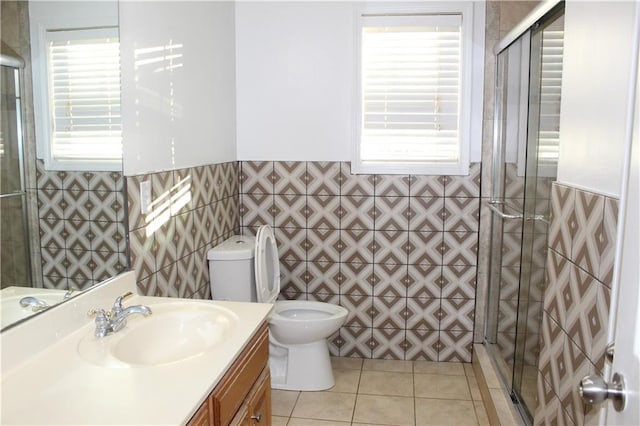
[274,193,306,228]
[438,330,472,362]
[372,296,406,330]
[240,161,273,194]
[598,197,618,286]
[404,329,439,361]
[341,162,375,197]
[406,264,441,299]
[340,196,374,233]
[445,163,480,198]
[340,293,373,328]
[443,197,480,232]
[375,175,410,197]
[275,227,306,263]
[549,183,576,258]
[307,161,341,195]
[405,297,440,331]
[408,231,443,265]
[440,298,474,331]
[240,193,274,228]
[371,327,406,360]
[374,229,408,266]
[408,175,445,197]
[340,262,374,296]
[307,194,340,229]
[339,326,373,358]
[408,197,444,231]
[564,265,599,356]
[373,263,407,298]
[340,228,375,264]
[307,261,340,295]
[374,196,409,231]
[572,190,604,276]
[274,161,306,194]
[307,228,341,263]
[442,232,478,266]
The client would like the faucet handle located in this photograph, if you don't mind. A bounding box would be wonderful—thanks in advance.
[87,308,108,319]
[87,308,111,338]
[112,291,134,314]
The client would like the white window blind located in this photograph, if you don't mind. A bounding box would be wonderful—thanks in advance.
[538,29,563,167]
[359,14,463,169]
[46,28,122,169]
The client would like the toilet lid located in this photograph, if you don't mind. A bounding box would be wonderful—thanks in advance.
[254,225,280,304]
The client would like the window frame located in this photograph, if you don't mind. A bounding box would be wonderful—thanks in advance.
[352,2,478,176]
[33,26,122,172]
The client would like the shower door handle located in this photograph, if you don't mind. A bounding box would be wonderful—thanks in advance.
[487,202,523,220]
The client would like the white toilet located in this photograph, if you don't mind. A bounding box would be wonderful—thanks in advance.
[207,225,348,391]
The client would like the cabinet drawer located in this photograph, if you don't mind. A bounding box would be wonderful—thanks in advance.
[212,323,269,426]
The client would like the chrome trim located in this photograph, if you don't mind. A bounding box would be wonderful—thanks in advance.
[487,202,523,220]
[495,0,563,54]
[0,53,24,68]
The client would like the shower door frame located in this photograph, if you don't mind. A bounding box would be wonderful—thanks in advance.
[0,54,32,289]
[484,3,565,424]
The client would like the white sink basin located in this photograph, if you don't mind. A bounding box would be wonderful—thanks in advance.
[77,301,239,367]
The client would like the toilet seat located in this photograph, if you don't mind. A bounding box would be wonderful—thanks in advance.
[254,225,280,304]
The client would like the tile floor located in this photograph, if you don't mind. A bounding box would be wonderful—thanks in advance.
[271,358,490,426]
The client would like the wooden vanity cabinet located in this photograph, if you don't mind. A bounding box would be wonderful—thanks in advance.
[188,323,271,426]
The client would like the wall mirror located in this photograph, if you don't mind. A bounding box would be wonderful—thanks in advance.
[1,0,127,331]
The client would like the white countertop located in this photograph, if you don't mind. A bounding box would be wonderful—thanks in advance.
[0,272,272,425]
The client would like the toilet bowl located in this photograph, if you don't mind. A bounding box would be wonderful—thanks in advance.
[207,225,348,391]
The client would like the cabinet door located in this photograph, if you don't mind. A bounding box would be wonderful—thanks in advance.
[187,398,212,426]
[247,369,271,426]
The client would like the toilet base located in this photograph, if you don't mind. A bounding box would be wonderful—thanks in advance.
[269,338,335,391]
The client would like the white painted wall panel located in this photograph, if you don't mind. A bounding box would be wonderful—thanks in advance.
[120,1,236,176]
[558,1,637,197]
[235,2,354,161]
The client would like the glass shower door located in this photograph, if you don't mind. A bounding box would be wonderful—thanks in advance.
[1,63,31,289]
[485,5,564,423]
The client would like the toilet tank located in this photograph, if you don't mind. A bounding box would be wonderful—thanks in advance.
[207,235,257,302]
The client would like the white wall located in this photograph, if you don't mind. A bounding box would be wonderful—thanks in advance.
[120,1,237,176]
[235,2,354,161]
[558,1,637,197]
[235,1,485,163]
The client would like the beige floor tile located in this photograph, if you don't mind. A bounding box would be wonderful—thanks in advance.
[332,356,364,370]
[327,368,361,394]
[413,361,466,376]
[358,370,414,397]
[272,389,300,417]
[467,375,483,401]
[474,400,491,426]
[291,391,356,422]
[353,394,415,426]
[363,358,413,373]
[414,374,471,400]
[271,415,289,426]
[464,363,475,377]
[415,398,478,425]
[288,418,350,426]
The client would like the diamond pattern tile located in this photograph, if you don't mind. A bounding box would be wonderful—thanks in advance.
[572,189,604,276]
[274,161,307,194]
[307,194,340,229]
[307,161,341,195]
[408,197,444,231]
[404,329,439,361]
[549,183,576,258]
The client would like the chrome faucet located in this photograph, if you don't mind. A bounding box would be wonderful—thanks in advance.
[88,292,152,338]
[19,296,49,312]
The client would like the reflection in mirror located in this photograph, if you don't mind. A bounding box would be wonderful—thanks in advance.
[0,0,127,330]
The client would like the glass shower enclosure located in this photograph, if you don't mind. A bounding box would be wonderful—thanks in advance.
[485,4,564,423]
[1,53,31,289]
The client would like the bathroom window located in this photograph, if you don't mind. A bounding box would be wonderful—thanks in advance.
[36,27,122,171]
[353,4,477,175]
